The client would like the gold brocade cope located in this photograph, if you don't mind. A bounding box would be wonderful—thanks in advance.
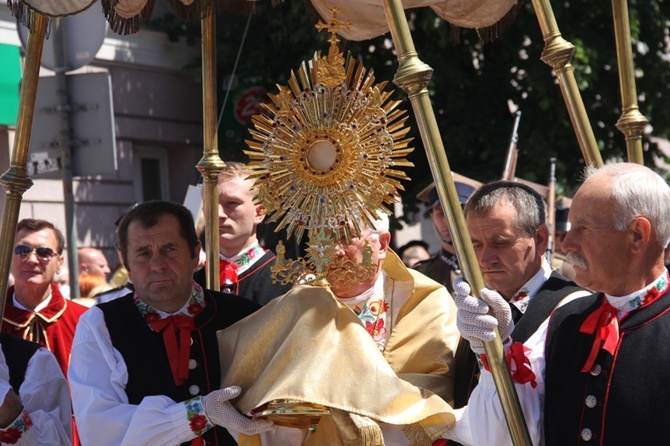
[217,283,455,445]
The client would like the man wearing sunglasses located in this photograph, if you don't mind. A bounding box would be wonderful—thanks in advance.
[1,219,88,379]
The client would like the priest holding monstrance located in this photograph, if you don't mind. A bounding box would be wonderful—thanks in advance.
[215,9,459,445]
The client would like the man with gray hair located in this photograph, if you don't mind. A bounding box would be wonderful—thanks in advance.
[449,181,589,415]
[449,163,670,445]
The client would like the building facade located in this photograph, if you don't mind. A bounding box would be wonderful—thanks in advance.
[0,2,204,272]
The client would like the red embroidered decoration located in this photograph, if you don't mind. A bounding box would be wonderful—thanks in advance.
[579,300,619,373]
[189,414,208,432]
[219,260,239,286]
[144,312,160,324]
[0,428,22,444]
[151,315,195,385]
[511,290,528,303]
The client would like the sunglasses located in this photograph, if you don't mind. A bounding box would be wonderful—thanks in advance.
[13,245,58,261]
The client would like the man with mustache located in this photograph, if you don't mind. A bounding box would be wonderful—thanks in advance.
[194,162,291,305]
[451,181,589,410]
[448,163,670,445]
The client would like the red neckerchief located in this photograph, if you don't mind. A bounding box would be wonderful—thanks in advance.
[579,277,668,373]
[219,259,239,285]
[579,299,619,373]
[150,315,194,386]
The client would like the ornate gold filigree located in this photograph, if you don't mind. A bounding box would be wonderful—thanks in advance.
[245,7,413,284]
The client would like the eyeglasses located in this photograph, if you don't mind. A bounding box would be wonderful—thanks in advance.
[13,245,58,261]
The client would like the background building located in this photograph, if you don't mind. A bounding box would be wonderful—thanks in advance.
[0,1,204,270]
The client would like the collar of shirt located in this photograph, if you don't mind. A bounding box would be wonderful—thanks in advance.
[606,269,670,319]
[134,281,206,323]
[509,260,552,315]
[336,272,390,350]
[337,272,385,308]
[439,250,460,271]
[13,289,53,313]
[219,242,266,276]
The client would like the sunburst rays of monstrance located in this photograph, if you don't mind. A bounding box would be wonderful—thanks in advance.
[244,8,414,287]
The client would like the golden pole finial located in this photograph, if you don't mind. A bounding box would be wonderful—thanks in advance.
[611,0,647,165]
[197,4,226,291]
[531,0,603,167]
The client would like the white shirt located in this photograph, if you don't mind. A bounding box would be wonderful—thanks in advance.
[69,306,206,446]
[446,262,590,446]
[0,344,72,445]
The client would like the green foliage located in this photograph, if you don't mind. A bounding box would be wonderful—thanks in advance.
[157,0,670,215]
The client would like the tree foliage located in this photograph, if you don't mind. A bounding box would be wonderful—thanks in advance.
[172,0,670,212]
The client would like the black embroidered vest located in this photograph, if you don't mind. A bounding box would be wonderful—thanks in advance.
[99,290,259,446]
[544,289,670,445]
[0,333,41,395]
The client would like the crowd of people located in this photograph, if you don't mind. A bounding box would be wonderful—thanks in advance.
[0,160,668,446]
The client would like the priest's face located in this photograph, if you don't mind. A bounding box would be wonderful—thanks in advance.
[126,214,200,313]
[329,224,391,299]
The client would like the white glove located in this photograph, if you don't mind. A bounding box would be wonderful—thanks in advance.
[453,280,513,354]
[201,386,273,435]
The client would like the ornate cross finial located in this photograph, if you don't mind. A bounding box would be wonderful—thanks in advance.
[315,7,351,55]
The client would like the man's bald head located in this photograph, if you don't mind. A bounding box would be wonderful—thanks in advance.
[78,247,111,279]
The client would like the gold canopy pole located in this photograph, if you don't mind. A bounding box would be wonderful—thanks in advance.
[0,13,48,320]
[531,0,603,167]
[611,0,647,165]
[379,0,532,444]
[196,6,225,291]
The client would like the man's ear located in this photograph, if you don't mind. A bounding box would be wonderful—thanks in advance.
[255,205,266,223]
[192,241,203,270]
[56,255,65,274]
[379,231,391,254]
[535,223,550,254]
[629,216,652,253]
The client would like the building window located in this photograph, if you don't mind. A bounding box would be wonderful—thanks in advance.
[134,146,169,202]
